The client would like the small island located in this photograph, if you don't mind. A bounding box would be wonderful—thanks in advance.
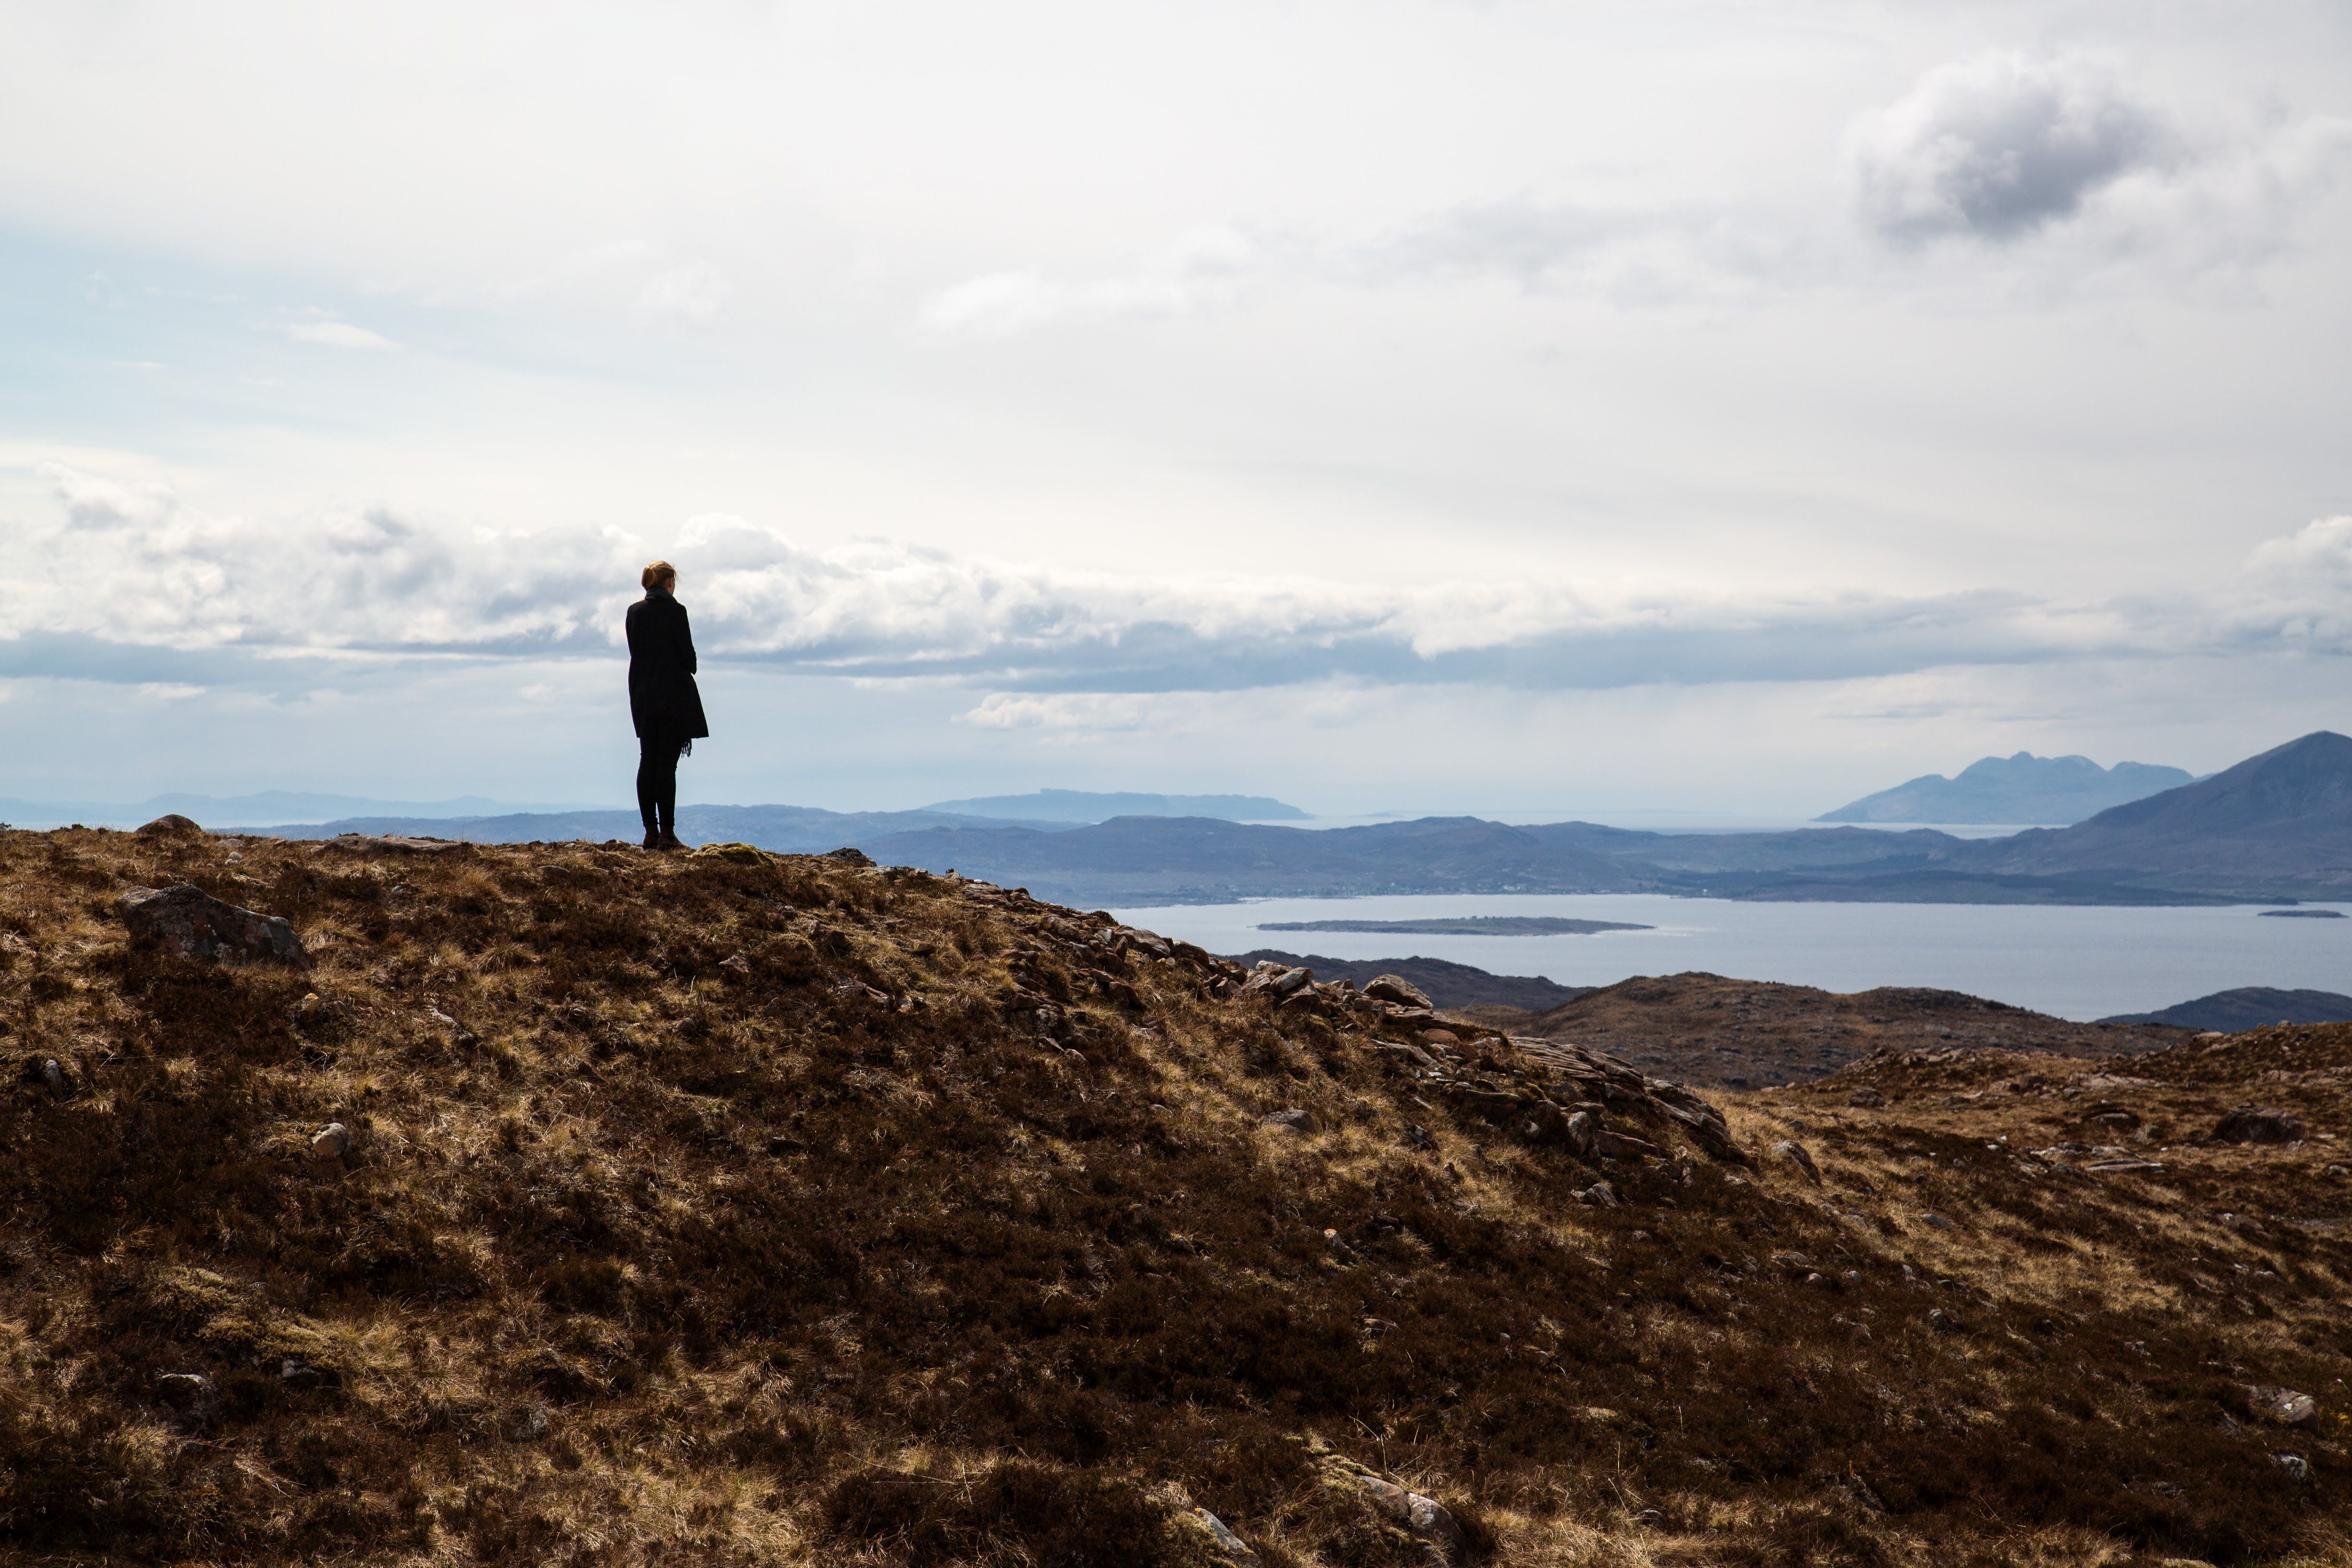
[2257,908,2346,919]
[1256,915,1653,936]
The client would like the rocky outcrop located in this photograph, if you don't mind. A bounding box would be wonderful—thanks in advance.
[1321,1454,1468,1567]
[2248,1385,2317,1425]
[1355,1029,1747,1169]
[134,813,203,838]
[2214,1106,2304,1144]
[1770,1139,1823,1183]
[116,885,307,968]
[321,834,465,856]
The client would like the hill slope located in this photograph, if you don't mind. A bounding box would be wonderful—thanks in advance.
[1,827,2345,1566]
[1817,753,2193,825]
[1225,949,1592,1012]
[1507,971,2183,1088]
[2100,985,2352,1031]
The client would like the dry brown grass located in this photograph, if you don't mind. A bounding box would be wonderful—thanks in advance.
[0,827,2345,1566]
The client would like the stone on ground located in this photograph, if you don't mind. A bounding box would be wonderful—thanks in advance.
[116,884,307,968]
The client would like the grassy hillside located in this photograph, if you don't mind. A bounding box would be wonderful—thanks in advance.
[0,827,2346,1566]
[1493,972,2185,1089]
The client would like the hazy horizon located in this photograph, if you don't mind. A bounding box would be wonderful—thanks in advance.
[3,2,2348,815]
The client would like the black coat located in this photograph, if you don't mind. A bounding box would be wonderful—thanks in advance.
[626,590,710,741]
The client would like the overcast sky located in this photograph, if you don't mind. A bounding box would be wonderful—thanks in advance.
[2,0,2348,819]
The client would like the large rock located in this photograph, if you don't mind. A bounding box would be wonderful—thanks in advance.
[2214,1106,2304,1144]
[1649,1080,1744,1162]
[321,834,463,855]
[2248,1385,2317,1425]
[134,813,203,838]
[690,841,769,864]
[1187,1507,1261,1565]
[1364,973,1433,1009]
[117,885,307,968]
[1562,1108,1598,1159]
[154,1371,214,1412]
[1151,1481,1262,1565]
[1242,964,1311,998]
[1324,1456,1467,1567]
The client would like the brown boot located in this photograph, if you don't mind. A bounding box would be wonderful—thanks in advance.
[656,831,687,852]
[642,827,661,850]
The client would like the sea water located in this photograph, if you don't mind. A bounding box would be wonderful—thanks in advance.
[1107,893,2352,1022]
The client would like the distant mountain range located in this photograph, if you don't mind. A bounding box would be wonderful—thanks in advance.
[1818,752,2194,824]
[260,803,1084,853]
[921,789,1307,822]
[852,731,2350,904]
[229,729,2352,907]
[0,790,596,830]
[1960,731,2352,895]
[855,814,1646,903]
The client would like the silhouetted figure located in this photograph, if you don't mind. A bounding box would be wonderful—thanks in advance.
[625,560,709,850]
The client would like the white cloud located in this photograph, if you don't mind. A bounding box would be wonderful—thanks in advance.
[2087,112,2352,275]
[957,692,1165,731]
[2,462,627,656]
[1851,52,2175,244]
[2246,513,2352,584]
[284,317,398,349]
[919,227,1267,338]
[1849,50,2352,275]
[2234,514,2352,644]
[636,261,730,325]
[47,464,179,531]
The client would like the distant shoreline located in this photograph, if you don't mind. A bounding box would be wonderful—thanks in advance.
[1257,916,1653,936]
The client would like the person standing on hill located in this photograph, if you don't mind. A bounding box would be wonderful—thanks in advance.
[625,559,709,851]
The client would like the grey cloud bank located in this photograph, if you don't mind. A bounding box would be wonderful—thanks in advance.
[8,463,2350,700]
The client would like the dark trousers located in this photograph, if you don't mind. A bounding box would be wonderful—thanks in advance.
[636,735,687,834]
